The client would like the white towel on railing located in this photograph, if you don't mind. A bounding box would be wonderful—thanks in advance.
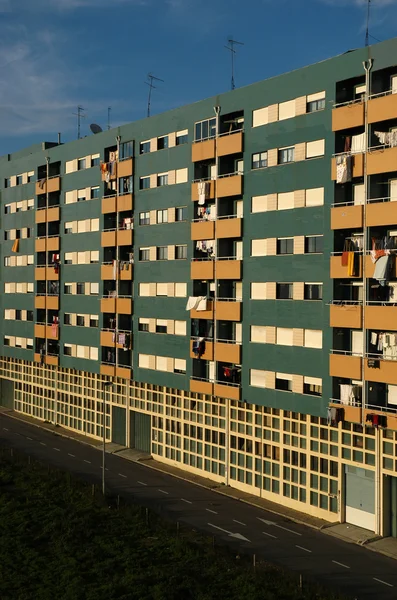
[340,384,353,405]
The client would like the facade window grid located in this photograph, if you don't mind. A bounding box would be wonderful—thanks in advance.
[252,151,268,169]
[278,146,295,164]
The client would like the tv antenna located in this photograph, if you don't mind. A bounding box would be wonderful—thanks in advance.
[107,106,111,130]
[365,0,371,47]
[73,105,85,139]
[145,73,164,118]
[225,37,244,91]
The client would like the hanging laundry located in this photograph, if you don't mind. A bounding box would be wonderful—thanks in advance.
[118,332,126,346]
[340,384,353,405]
[196,297,207,311]
[373,255,389,286]
[351,132,365,154]
[370,332,378,346]
[336,155,352,184]
[112,259,118,281]
[11,239,19,253]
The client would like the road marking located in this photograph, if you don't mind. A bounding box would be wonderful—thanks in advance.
[119,473,127,479]
[2,427,8,431]
[53,448,60,452]
[84,459,91,464]
[181,498,192,504]
[100,466,109,471]
[26,437,32,440]
[257,518,302,536]
[208,523,251,542]
[295,545,311,553]
[263,531,277,539]
[40,442,46,446]
[206,508,218,514]
[68,453,75,458]
[332,560,350,569]
[233,519,246,526]
[373,578,393,588]
[137,481,147,486]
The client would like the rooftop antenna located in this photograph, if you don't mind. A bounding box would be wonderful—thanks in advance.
[365,0,371,47]
[145,73,164,118]
[72,105,85,139]
[107,106,111,130]
[225,37,244,91]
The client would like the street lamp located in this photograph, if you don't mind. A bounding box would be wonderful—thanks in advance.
[102,380,113,495]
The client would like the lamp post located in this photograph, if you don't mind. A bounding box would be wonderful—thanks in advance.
[102,380,113,495]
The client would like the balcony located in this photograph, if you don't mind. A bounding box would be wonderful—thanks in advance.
[216,259,241,280]
[117,158,133,178]
[101,230,116,247]
[46,266,59,281]
[101,297,116,313]
[47,206,60,222]
[330,352,362,379]
[45,355,59,366]
[117,229,133,246]
[191,138,215,162]
[364,357,397,385]
[118,193,133,212]
[190,340,214,361]
[191,260,214,280]
[368,92,397,124]
[35,267,46,280]
[102,196,116,214]
[191,180,215,202]
[215,300,241,321]
[35,238,46,252]
[35,209,47,224]
[218,131,243,157]
[331,204,363,230]
[217,174,242,198]
[366,199,397,227]
[214,382,241,401]
[216,217,242,239]
[46,296,59,310]
[47,236,60,252]
[363,255,397,279]
[331,153,364,180]
[34,324,45,338]
[330,303,362,329]
[365,305,397,331]
[215,342,241,364]
[367,146,397,176]
[116,366,132,379]
[190,300,214,320]
[101,263,133,281]
[191,220,215,241]
[35,176,61,195]
[330,254,362,278]
[101,364,116,377]
[332,101,364,131]
[190,378,214,395]
[116,297,132,314]
[329,400,361,424]
[100,330,115,347]
[46,324,59,340]
[35,296,46,309]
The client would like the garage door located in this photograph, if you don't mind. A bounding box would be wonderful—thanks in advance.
[129,411,151,454]
[345,466,375,531]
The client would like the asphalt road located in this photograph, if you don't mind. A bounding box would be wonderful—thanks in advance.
[1,413,396,600]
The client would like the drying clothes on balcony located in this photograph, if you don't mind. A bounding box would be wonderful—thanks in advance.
[112,259,118,280]
[347,251,360,276]
[366,413,387,428]
[197,206,212,220]
[336,155,352,184]
[193,337,205,358]
[340,384,354,405]
[374,130,397,148]
[371,332,378,345]
[185,296,207,311]
[373,254,389,286]
[341,239,357,266]
[196,297,207,311]
[197,181,210,205]
[122,217,133,230]
[11,239,19,253]
[351,132,365,154]
[196,240,215,257]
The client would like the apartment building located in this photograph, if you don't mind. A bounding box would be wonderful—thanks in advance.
[1,37,397,537]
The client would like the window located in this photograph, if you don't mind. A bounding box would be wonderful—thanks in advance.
[76,315,85,326]
[16,175,22,185]
[90,250,99,264]
[4,178,10,188]
[119,175,133,194]
[250,326,267,343]
[64,344,72,356]
[275,373,293,392]
[305,235,323,254]
[120,141,133,159]
[157,173,168,187]
[77,282,85,295]
[78,158,86,170]
[304,283,322,300]
[64,283,72,295]
[64,313,71,325]
[277,238,294,255]
[139,212,150,226]
[307,98,325,113]
[195,118,216,142]
[176,130,188,145]
[175,245,187,260]
[27,310,33,322]
[15,310,21,320]
[4,204,10,214]
[139,176,150,190]
[250,369,266,388]
[278,147,295,164]
[91,186,100,199]
[64,222,74,234]
[252,151,267,169]
[91,155,100,167]
[306,139,325,159]
[304,329,322,349]
[157,246,168,260]
[303,376,322,397]
[139,319,149,332]
[156,319,167,334]
[140,141,151,154]
[276,283,293,300]
[174,320,186,336]
[28,172,34,183]
[157,209,168,224]
[174,358,186,374]
[276,328,293,346]
[157,136,169,150]
[90,282,99,295]
[139,248,150,262]
[175,206,187,221]
[90,315,98,328]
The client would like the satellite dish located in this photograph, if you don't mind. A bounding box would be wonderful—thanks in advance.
[90,123,103,134]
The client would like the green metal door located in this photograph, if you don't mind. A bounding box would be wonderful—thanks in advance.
[111,406,126,446]
[0,379,14,409]
[130,411,151,453]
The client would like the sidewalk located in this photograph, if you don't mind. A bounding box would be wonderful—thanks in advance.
[2,406,397,560]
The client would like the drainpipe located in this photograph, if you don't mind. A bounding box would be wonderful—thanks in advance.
[115,136,121,373]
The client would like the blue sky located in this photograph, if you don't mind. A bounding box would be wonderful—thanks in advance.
[0,0,396,155]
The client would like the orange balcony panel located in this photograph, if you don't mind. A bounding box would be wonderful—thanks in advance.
[34,353,41,363]
[191,260,214,280]
[100,330,115,346]
[190,300,214,320]
[101,364,116,377]
[46,267,58,281]
[217,175,242,198]
[215,342,241,364]
[366,201,397,227]
[365,305,397,332]
[330,401,361,424]
[46,206,60,222]
[216,259,241,280]
[101,231,116,247]
[364,359,397,386]
[45,355,58,366]
[116,366,132,379]
[101,264,113,280]
[331,205,363,230]
[35,209,47,224]
[117,158,133,178]
[47,237,60,252]
[118,193,133,212]
[102,196,116,214]
[368,93,397,124]
[191,180,215,202]
[190,340,213,361]
[34,324,45,338]
[35,238,46,252]
[46,296,59,310]
[46,325,59,340]
[383,413,397,431]
[35,176,61,195]
[117,298,132,314]
[191,220,215,241]
[330,353,362,380]
[330,304,362,329]
[190,379,214,395]
[214,383,241,401]
[192,138,215,162]
[120,265,133,280]
[330,255,362,278]
[367,147,397,176]
[331,153,364,180]
[35,267,46,280]
[101,297,116,313]
[218,131,243,157]
[216,217,242,238]
[332,102,364,131]
[117,229,133,246]
[35,296,46,309]
[215,300,241,321]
